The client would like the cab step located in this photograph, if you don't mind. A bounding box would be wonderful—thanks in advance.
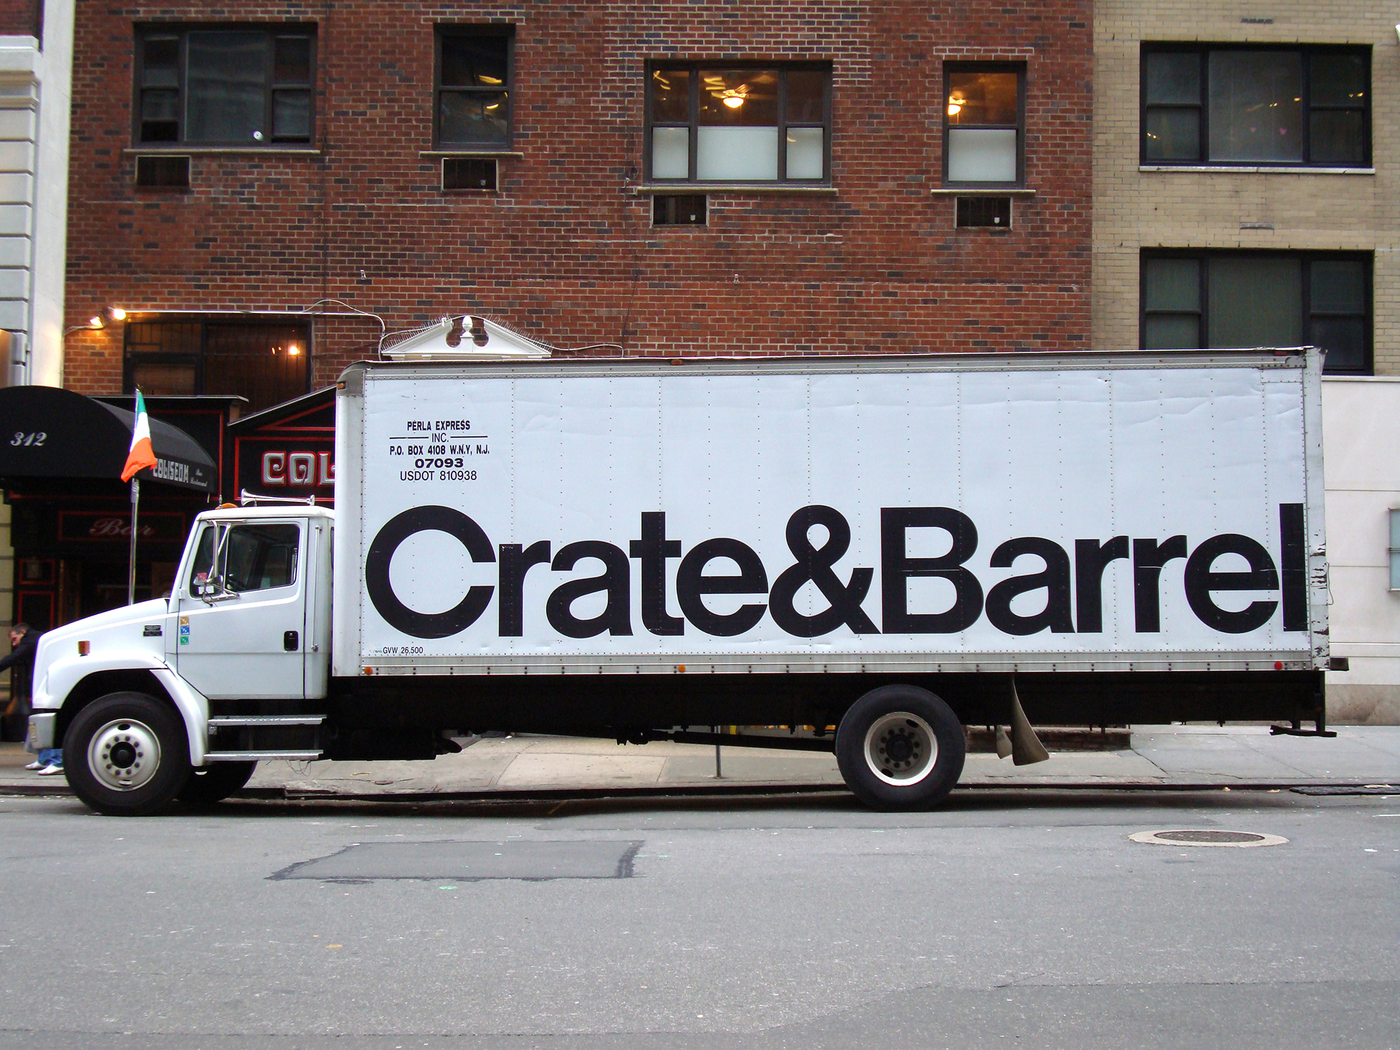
[208,715,326,729]
[204,750,324,762]
[206,714,327,756]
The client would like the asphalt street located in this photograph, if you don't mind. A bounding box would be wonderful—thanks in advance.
[0,788,1396,1049]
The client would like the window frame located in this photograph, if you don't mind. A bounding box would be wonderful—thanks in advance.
[1139,43,1371,167]
[133,23,317,148]
[942,62,1026,189]
[644,61,833,186]
[123,317,313,412]
[188,521,302,596]
[434,24,515,150]
[1139,249,1373,375]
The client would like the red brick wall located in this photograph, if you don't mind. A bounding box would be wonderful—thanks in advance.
[64,0,1093,396]
[0,0,39,37]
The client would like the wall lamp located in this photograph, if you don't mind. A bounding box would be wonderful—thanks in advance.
[64,306,128,334]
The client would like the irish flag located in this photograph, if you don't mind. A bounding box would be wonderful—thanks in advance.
[121,389,157,482]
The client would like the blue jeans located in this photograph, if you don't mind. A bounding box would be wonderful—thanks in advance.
[38,748,62,768]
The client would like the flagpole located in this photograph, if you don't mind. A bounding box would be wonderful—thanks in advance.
[128,477,140,605]
[122,388,156,606]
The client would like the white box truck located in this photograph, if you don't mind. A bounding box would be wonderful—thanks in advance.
[27,349,1331,814]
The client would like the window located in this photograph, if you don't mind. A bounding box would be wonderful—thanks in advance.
[436,27,512,148]
[224,524,300,591]
[1391,510,1400,591]
[190,522,300,594]
[124,320,311,413]
[1142,45,1369,166]
[944,64,1024,186]
[647,63,830,184]
[136,26,315,146]
[1141,251,1371,374]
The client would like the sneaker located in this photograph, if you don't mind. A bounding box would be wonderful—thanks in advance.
[36,764,64,776]
[23,760,42,770]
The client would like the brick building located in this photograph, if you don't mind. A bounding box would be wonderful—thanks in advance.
[60,0,1094,403]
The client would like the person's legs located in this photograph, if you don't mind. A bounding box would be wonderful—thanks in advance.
[36,747,63,773]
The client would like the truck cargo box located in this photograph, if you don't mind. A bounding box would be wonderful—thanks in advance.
[334,350,1328,680]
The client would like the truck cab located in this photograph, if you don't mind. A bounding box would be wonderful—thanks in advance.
[27,505,334,814]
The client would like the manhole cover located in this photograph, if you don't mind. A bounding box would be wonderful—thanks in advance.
[1129,829,1288,847]
[271,840,642,882]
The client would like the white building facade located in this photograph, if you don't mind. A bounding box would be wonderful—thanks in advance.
[0,0,72,388]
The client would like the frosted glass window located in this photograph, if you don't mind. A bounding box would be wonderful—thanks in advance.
[945,65,1021,185]
[647,64,829,183]
[1391,510,1400,590]
[697,126,778,181]
[948,128,1017,183]
[786,128,824,179]
[651,128,690,179]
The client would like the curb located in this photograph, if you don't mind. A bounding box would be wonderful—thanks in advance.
[1,781,1393,802]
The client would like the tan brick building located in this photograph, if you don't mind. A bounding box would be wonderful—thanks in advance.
[1093,0,1400,722]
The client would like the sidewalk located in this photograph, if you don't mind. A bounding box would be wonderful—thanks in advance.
[1,725,1397,799]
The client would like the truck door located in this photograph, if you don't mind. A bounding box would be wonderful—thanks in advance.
[176,519,307,699]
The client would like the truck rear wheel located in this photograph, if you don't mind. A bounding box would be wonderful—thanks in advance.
[63,692,191,816]
[835,685,965,810]
[178,761,257,806]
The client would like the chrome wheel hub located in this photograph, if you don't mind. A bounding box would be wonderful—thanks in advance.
[864,712,938,787]
[88,718,161,792]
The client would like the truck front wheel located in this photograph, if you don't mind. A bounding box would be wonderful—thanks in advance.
[836,685,966,810]
[64,692,191,816]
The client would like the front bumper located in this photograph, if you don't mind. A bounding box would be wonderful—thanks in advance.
[26,712,56,752]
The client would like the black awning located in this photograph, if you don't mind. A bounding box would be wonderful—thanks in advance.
[0,385,218,494]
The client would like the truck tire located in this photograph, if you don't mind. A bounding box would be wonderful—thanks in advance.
[178,761,257,806]
[835,685,965,811]
[63,692,191,816]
